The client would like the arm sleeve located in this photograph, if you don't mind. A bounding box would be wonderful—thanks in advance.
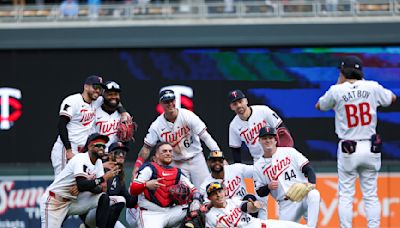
[130,166,152,195]
[199,130,220,151]
[263,106,283,128]
[301,164,316,184]
[256,185,270,197]
[240,164,254,178]
[291,148,309,172]
[143,124,159,147]
[229,123,242,148]
[58,115,71,150]
[76,176,103,192]
[253,165,268,191]
[375,82,395,107]
[230,147,242,163]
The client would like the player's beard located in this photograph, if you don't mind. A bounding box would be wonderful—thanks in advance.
[104,97,120,110]
[211,163,224,173]
[88,90,100,101]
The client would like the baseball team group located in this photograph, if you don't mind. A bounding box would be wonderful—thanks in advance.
[39,55,397,228]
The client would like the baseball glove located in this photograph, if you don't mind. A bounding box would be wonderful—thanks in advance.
[117,116,137,142]
[285,183,314,202]
[169,182,191,205]
[181,204,207,228]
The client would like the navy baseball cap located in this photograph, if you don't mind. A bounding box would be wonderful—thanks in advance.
[228,89,246,103]
[86,133,109,144]
[104,81,121,92]
[109,142,128,153]
[258,127,277,138]
[338,56,363,71]
[84,75,105,86]
[159,89,176,102]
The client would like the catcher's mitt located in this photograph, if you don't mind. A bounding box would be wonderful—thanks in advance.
[117,116,137,142]
[285,183,314,202]
[169,182,191,205]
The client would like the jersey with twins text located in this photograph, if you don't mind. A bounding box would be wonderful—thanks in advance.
[144,108,208,160]
[200,164,253,202]
[57,93,103,151]
[47,152,104,200]
[253,147,309,201]
[93,107,121,151]
[206,198,262,228]
[318,80,394,140]
[229,105,283,160]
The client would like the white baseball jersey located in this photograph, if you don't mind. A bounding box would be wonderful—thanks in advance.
[144,108,209,160]
[200,164,253,202]
[56,93,103,152]
[318,80,393,140]
[47,152,104,200]
[253,147,309,201]
[229,105,283,160]
[93,107,121,151]
[206,198,261,228]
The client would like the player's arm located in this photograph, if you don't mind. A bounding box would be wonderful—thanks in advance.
[132,144,152,177]
[58,115,74,160]
[302,163,316,185]
[120,183,138,208]
[242,198,263,214]
[199,129,220,151]
[75,166,119,192]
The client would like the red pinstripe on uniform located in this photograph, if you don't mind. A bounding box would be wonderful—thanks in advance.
[139,208,145,228]
[44,195,51,228]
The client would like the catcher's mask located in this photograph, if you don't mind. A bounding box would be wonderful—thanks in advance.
[169,182,191,205]
[206,182,224,196]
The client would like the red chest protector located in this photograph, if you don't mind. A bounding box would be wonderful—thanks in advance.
[144,162,181,207]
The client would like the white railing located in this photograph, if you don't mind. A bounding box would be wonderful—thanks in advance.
[0,0,399,22]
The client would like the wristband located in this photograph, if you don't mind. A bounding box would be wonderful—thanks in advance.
[134,157,145,169]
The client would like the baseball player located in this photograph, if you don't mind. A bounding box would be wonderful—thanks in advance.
[82,142,137,228]
[40,133,120,228]
[205,181,307,228]
[316,56,397,228]
[132,89,220,188]
[129,142,202,228]
[50,75,105,177]
[199,151,267,219]
[228,89,294,163]
[253,127,320,228]
[93,80,133,151]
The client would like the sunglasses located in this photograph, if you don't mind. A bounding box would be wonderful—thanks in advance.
[92,84,104,90]
[93,143,106,149]
[105,81,120,90]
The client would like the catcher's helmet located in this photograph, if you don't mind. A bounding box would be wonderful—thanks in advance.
[258,127,277,137]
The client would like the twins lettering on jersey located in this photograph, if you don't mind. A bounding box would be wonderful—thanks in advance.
[218,207,242,227]
[225,176,242,197]
[96,119,120,136]
[239,120,267,145]
[80,109,96,126]
[160,125,191,147]
[263,156,291,181]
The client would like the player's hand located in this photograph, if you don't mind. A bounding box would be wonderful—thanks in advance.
[103,165,120,181]
[248,198,263,209]
[66,149,74,161]
[189,199,201,212]
[103,161,117,170]
[145,178,165,190]
[69,185,79,196]
[268,180,279,190]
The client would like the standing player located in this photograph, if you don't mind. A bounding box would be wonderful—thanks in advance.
[132,89,220,188]
[316,56,396,228]
[228,89,294,163]
[253,127,320,228]
[199,151,267,219]
[40,133,120,228]
[93,81,133,150]
[51,75,105,176]
[129,142,202,228]
[205,182,307,228]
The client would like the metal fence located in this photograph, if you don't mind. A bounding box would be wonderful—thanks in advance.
[0,0,399,22]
